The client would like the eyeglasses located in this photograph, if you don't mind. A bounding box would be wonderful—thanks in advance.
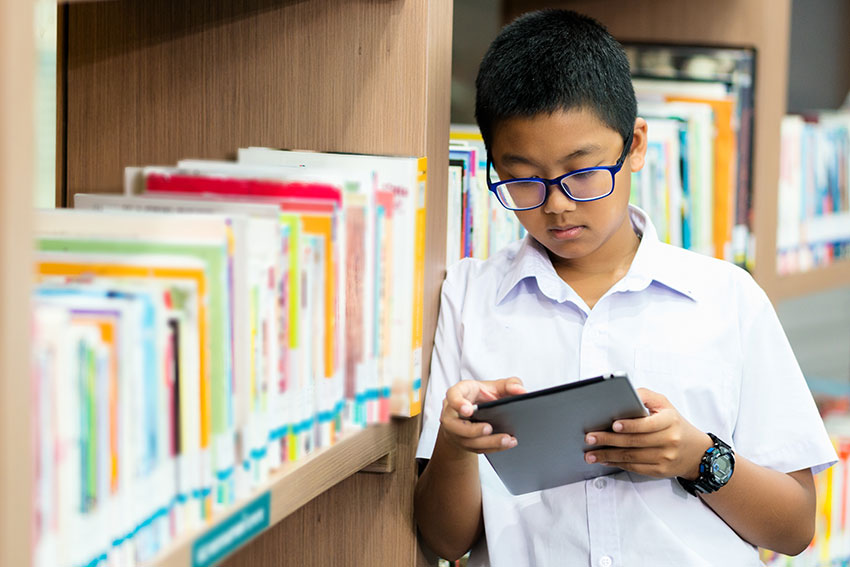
[486,131,634,211]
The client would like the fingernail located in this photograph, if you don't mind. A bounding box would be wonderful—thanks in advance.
[502,436,516,447]
[482,424,493,435]
[585,435,597,445]
[613,422,623,432]
[461,404,473,415]
[586,453,597,463]
[507,437,518,448]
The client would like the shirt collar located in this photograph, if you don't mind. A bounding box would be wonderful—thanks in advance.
[495,205,698,305]
[624,205,698,301]
[496,234,573,305]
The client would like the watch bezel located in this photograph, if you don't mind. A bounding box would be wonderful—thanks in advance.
[677,433,735,496]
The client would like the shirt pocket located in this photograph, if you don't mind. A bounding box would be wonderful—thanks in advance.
[632,346,739,440]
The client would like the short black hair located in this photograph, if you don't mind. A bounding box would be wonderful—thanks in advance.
[475,9,637,152]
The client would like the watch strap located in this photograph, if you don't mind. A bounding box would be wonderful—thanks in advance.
[677,433,734,497]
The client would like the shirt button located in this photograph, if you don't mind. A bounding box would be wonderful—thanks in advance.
[599,555,613,567]
[594,477,607,489]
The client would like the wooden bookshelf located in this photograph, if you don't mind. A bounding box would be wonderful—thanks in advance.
[57,0,452,566]
[141,424,396,567]
[503,0,850,303]
[0,2,34,567]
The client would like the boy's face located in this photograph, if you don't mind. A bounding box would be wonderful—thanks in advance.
[490,108,646,271]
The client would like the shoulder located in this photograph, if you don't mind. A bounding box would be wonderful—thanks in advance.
[654,243,767,307]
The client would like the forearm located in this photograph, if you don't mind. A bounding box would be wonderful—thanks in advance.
[414,428,484,560]
[701,457,815,555]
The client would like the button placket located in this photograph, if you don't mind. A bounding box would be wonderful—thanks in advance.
[586,475,621,567]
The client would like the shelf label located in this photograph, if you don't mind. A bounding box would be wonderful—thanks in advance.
[192,491,271,567]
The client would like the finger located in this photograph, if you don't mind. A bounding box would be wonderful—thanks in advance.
[599,462,666,478]
[585,430,670,449]
[608,408,675,434]
[441,414,496,439]
[636,388,672,413]
[457,433,518,454]
[585,447,666,466]
[445,381,483,417]
[479,377,527,401]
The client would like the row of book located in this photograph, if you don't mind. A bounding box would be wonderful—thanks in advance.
[32,148,427,567]
[627,43,755,268]
[447,44,756,268]
[447,125,525,264]
[777,111,850,275]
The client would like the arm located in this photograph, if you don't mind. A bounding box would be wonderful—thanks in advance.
[414,378,524,561]
[585,389,816,556]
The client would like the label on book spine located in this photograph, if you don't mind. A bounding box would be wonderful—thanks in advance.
[192,491,271,567]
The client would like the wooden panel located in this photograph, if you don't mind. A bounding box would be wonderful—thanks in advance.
[503,0,793,300]
[772,261,850,304]
[66,0,431,195]
[0,1,34,567]
[417,0,452,561]
[56,3,68,207]
[226,418,422,566]
[65,0,452,565]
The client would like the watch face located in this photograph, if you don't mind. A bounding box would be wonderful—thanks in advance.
[711,454,733,482]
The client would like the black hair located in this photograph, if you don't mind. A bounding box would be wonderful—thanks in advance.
[475,9,637,152]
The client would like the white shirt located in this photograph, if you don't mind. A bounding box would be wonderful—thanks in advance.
[417,206,836,567]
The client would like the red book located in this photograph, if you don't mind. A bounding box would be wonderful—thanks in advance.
[145,171,342,205]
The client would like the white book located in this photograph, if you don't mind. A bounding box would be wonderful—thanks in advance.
[238,147,426,418]
[74,192,282,492]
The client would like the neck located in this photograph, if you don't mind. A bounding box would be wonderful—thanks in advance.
[549,215,641,305]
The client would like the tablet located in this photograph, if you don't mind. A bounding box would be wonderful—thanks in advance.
[469,372,648,495]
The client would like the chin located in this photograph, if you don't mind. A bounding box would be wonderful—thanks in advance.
[541,239,586,262]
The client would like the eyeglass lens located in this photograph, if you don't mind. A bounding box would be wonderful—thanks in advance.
[496,169,614,210]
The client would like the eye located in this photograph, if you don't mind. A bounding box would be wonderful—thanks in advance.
[569,170,595,181]
[507,180,544,191]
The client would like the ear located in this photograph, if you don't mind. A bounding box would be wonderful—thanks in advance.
[628,117,649,173]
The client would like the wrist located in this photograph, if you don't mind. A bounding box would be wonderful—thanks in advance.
[681,432,714,481]
[436,426,480,463]
[677,433,736,496]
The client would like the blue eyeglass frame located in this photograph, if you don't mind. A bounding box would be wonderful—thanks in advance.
[485,130,634,211]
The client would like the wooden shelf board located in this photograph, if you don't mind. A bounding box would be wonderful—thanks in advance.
[769,259,850,303]
[141,423,396,567]
[1,1,34,567]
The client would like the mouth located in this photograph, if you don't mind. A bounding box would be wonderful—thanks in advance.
[548,225,585,240]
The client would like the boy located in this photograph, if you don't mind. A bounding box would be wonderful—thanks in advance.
[414,9,836,567]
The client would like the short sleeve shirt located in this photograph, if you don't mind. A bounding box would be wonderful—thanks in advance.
[416,205,836,567]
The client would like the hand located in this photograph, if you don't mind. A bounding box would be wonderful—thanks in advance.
[438,378,527,455]
[583,388,713,479]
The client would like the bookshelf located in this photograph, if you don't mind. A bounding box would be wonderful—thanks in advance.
[0,2,35,567]
[503,0,850,304]
[0,1,451,567]
[142,424,396,567]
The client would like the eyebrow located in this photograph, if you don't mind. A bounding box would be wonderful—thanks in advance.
[499,144,605,168]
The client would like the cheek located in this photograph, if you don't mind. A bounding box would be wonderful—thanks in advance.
[513,210,540,232]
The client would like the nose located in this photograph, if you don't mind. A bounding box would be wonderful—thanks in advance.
[542,183,577,214]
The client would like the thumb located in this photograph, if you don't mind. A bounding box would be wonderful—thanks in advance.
[636,387,670,413]
[479,377,526,401]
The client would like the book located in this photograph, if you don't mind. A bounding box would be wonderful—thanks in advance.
[35,252,210,565]
[777,111,850,274]
[73,193,282,493]
[31,147,430,567]
[449,124,526,261]
[236,147,427,417]
[35,209,239,511]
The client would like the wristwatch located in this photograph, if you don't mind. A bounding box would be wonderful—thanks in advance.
[677,433,735,496]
